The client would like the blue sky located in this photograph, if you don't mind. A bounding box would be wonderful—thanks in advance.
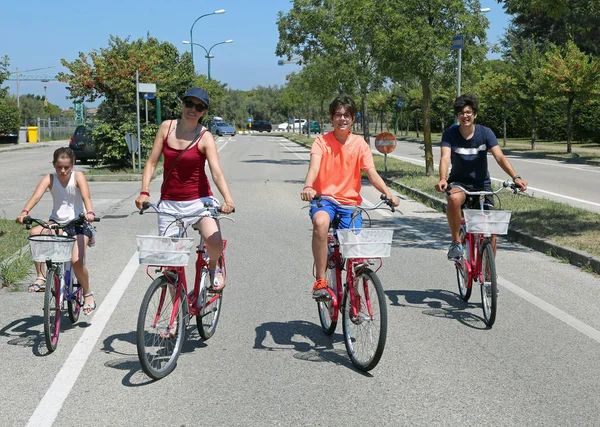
[2,0,510,109]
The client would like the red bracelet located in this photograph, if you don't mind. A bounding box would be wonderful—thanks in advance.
[303,185,313,190]
[87,211,96,216]
[440,177,447,181]
[140,191,150,197]
[21,209,29,215]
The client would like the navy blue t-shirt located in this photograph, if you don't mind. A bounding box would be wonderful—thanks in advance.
[441,124,499,188]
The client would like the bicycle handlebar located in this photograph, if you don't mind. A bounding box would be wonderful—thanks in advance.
[313,194,395,213]
[24,212,100,231]
[447,180,520,197]
[139,201,235,219]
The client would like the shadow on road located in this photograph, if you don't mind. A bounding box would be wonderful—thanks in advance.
[253,319,371,375]
[385,288,489,330]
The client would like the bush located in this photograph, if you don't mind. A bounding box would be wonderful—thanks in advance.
[92,120,158,167]
[0,101,21,135]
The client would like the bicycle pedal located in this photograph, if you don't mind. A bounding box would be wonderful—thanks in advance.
[312,293,332,302]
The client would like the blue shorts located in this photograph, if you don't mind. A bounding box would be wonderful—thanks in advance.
[309,200,362,229]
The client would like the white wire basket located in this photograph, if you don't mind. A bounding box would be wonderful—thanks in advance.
[28,234,76,262]
[463,209,512,235]
[136,235,195,266]
[336,228,394,258]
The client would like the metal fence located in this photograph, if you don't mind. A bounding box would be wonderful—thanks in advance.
[36,117,77,141]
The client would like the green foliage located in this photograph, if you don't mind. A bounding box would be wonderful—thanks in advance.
[18,94,62,125]
[0,101,22,134]
[92,120,158,167]
[0,56,10,99]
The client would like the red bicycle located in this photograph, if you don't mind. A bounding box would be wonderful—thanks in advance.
[135,201,233,380]
[313,195,395,371]
[452,181,517,328]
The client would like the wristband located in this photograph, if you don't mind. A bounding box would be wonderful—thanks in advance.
[140,191,150,197]
[21,209,29,215]
[87,211,96,216]
[303,185,313,190]
[512,175,521,180]
[440,177,447,181]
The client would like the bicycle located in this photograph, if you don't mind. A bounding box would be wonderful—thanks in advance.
[24,213,100,352]
[311,194,395,371]
[135,201,233,380]
[450,180,518,328]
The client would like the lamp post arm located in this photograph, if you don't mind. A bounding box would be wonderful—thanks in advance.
[189,12,215,66]
[208,41,229,55]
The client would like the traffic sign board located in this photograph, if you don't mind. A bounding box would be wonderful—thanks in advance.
[375,132,397,154]
[452,35,464,49]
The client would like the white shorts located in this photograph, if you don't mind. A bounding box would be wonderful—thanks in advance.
[157,197,220,237]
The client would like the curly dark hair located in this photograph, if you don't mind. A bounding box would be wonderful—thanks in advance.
[453,94,479,115]
[329,95,357,119]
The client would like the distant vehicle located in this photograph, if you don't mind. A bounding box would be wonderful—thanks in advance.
[69,124,97,163]
[252,120,272,132]
[210,121,236,137]
[277,122,290,131]
[302,120,321,134]
[278,119,306,132]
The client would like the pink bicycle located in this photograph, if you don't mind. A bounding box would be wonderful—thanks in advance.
[312,195,395,371]
[135,201,233,380]
[452,181,517,328]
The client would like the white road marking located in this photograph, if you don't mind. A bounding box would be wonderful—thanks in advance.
[279,141,308,160]
[506,156,600,173]
[27,253,140,427]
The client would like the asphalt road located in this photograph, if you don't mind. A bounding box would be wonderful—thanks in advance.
[372,137,600,214]
[1,135,600,426]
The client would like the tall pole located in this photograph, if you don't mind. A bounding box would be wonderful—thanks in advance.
[189,10,225,71]
[136,70,141,173]
[457,47,462,98]
[16,67,19,108]
[206,55,211,80]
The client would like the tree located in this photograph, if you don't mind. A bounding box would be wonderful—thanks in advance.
[477,70,517,146]
[0,101,21,135]
[0,56,10,99]
[542,40,600,153]
[18,94,62,125]
[377,0,489,175]
[276,0,385,143]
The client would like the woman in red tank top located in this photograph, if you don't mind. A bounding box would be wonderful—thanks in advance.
[136,87,235,291]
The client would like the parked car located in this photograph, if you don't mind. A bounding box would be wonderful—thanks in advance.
[69,124,97,163]
[278,119,306,132]
[277,122,290,131]
[252,120,272,132]
[210,121,236,137]
[302,120,321,134]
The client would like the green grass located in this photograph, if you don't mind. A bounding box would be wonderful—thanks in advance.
[0,219,32,287]
[84,159,163,175]
[287,134,600,259]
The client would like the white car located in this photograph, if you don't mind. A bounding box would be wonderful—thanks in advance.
[278,119,306,132]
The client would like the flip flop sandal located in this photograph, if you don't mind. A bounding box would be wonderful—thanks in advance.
[159,323,178,339]
[83,291,96,315]
[28,277,46,293]
[208,269,225,293]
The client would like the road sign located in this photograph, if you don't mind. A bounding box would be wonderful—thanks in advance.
[375,132,397,155]
[452,35,464,49]
[397,98,405,108]
[143,93,154,99]
[138,83,156,93]
[248,117,252,122]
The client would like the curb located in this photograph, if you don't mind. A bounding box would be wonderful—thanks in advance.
[382,175,600,275]
[86,167,163,182]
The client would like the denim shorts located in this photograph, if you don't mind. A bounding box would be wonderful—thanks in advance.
[309,199,362,229]
[63,221,95,239]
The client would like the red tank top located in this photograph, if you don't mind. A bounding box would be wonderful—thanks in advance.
[160,121,213,201]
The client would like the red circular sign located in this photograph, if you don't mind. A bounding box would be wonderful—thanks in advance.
[374,132,397,154]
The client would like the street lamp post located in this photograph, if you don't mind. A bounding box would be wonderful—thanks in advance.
[182,40,233,80]
[189,9,226,70]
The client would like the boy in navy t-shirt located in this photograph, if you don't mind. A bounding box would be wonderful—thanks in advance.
[435,95,528,260]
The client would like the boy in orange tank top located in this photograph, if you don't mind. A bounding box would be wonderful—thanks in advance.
[300,96,400,299]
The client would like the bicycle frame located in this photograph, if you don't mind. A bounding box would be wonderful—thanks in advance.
[459,219,492,288]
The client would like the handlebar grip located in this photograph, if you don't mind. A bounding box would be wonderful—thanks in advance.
[312,194,323,208]
[23,216,33,225]
[140,201,150,214]
[94,217,101,222]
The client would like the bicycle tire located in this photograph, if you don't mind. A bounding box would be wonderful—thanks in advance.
[67,282,83,324]
[137,275,186,380]
[43,270,61,352]
[342,267,387,371]
[480,240,498,328]
[197,258,223,340]
[317,255,338,335]
[456,227,472,301]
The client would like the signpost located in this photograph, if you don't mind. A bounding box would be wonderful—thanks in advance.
[125,133,138,171]
[375,132,397,172]
[136,74,157,172]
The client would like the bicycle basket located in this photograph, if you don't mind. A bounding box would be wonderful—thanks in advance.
[136,235,195,266]
[28,234,76,262]
[336,228,394,258]
[463,209,512,235]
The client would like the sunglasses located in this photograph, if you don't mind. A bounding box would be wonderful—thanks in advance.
[183,99,207,112]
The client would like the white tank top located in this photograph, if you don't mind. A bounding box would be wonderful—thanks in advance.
[49,172,84,223]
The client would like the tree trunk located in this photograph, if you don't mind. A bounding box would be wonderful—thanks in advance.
[566,97,573,154]
[503,114,507,147]
[421,77,434,176]
[380,110,384,133]
[415,115,419,139]
[361,94,370,144]
[530,104,536,150]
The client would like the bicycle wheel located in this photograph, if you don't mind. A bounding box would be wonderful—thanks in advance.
[480,240,498,328]
[137,276,186,380]
[456,227,472,301]
[342,267,387,371]
[317,256,338,335]
[43,270,61,353]
[196,261,223,340]
[67,282,83,324]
